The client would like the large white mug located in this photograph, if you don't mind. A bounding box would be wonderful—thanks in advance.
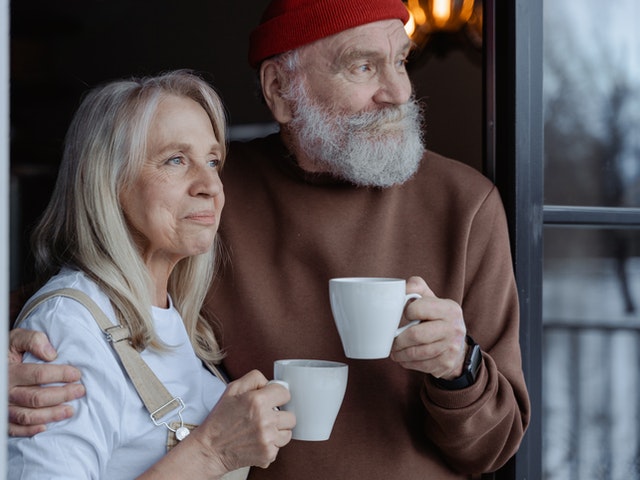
[273,359,348,441]
[329,277,421,359]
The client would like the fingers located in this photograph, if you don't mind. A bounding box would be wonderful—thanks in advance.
[8,403,76,437]
[392,321,448,362]
[255,382,295,444]
[7,381,85,436]
[391,331,465,378]
[406,276,435,298]
[225,369,269,396]
[263,380,291,409]
[227,370,291,410]
[7,331,85,436]
[254,410,295,469]
[8,423,47,438]
[274,409,296,432]
[9,329,58,362]
[9,362,83,411]
[393,278,467,377]
[404,297,463,329]
[202,376,295,472]
[7,362,85,435]
[9,380,85,409]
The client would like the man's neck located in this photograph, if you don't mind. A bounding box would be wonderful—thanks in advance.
[279,128,328,174]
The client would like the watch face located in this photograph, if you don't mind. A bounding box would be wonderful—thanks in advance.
[467,342,482,377]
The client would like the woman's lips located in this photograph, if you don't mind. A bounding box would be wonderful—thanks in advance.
[185,211,217,225]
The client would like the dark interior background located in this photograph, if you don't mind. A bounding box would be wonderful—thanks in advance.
[10,0,482,288]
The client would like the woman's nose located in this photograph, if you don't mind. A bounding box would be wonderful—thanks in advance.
[190,163,223,197]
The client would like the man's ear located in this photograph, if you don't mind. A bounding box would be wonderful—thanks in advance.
[260,60,293,124]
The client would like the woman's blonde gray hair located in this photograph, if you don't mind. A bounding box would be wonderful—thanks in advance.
[32,70,227,364]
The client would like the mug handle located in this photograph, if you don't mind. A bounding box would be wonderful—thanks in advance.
[266,380,290,411]
[394,293,422,337]
[267,379,290,390]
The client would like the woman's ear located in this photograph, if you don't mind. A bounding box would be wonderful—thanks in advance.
[260,60,293,124]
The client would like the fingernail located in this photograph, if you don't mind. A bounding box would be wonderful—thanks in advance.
[72,384,86,399]
[53,406,74,421]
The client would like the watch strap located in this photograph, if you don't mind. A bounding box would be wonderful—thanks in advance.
[432,335,482,390]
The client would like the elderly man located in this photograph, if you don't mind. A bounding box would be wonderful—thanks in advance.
[10,0,529,478]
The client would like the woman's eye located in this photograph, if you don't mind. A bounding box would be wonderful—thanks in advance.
[167,156,182,166]
[208,158,221,169]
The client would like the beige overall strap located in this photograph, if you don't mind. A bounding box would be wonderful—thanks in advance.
[16,288,180,422]
[16,288,250,480]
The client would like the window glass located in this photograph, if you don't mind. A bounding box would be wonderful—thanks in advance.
[544,228,640,322]
[543,227,640,479]
[543,0,640,207]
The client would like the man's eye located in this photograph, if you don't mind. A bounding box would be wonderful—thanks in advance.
[345,62,376,82]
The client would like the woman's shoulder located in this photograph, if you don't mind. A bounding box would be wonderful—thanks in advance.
[18,268,117,344]
[33,268,114,313]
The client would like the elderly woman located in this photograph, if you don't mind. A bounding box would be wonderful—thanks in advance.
[8,70,294,479]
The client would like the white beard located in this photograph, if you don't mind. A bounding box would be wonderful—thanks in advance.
[286,85,425,187]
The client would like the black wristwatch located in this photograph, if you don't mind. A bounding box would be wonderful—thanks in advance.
[432,335,482,390]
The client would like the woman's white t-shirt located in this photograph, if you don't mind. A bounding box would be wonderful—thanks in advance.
[8,268,227,479]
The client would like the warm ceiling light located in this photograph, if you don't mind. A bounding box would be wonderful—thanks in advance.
[432,0,452,27]
[404,0,482,53]
[405,0,476,34]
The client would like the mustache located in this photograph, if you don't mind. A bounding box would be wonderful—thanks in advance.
[341,101,421,134]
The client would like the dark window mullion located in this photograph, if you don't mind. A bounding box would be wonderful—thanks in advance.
[544,205,640,228]
[494,1,544,478]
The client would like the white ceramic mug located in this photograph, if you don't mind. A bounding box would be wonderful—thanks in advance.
[273,359,348,441]
[329,277,421,359]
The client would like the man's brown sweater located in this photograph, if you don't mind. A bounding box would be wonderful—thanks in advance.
[207,134,530,479]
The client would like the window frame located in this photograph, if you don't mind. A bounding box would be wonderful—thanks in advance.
[487,0,544,478]
[490,0,640,478]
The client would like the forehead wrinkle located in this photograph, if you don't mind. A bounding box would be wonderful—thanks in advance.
[335,37,412,68]
[336,48,382,68]
[154,140,221,156]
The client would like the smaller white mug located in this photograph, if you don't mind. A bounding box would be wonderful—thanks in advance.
[273,359,348,441]
[329,277,421,359]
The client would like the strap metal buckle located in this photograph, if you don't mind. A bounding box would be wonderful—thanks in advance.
[104,324,130,343]
[150,397,187,430]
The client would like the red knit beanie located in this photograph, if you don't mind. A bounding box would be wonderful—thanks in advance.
[248,0,410,68]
